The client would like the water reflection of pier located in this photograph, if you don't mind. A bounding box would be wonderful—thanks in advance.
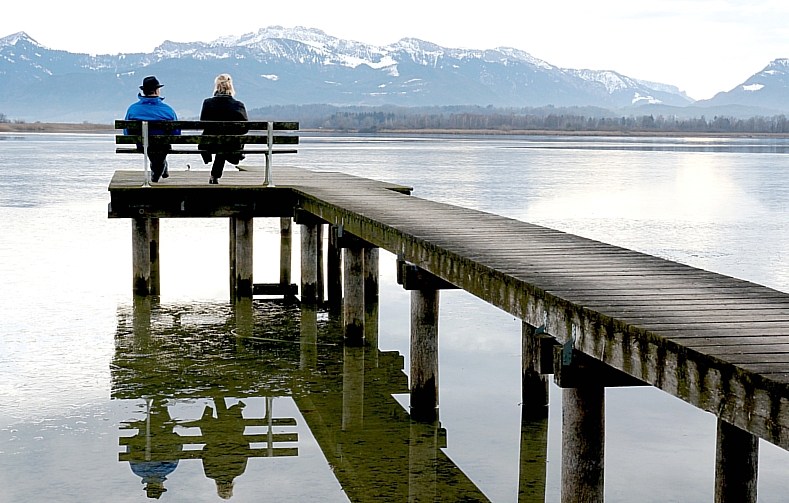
[113,297,495,501]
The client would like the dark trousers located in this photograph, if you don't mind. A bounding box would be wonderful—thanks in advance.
[202,151,244,179]
[148,152,168,181]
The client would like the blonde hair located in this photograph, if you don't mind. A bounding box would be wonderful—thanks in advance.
[214,74,235,96]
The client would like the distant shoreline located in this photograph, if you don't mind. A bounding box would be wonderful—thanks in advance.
[0,123,115,133]
[3,123,789,138]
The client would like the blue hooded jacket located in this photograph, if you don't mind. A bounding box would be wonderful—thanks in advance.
[124,95,181,136]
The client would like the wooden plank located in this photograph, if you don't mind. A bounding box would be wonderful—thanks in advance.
[116,148,298,155]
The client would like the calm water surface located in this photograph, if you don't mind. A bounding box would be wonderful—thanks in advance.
[2,133,789,502]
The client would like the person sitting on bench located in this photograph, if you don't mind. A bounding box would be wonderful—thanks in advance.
[199,74,249,185]
[124,76,180,183]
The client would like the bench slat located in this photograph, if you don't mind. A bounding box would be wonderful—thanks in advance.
[115,148,298,155]
[114,120,298,131]
[116,135,299,145]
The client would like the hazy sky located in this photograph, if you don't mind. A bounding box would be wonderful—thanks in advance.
[3,0,789,100]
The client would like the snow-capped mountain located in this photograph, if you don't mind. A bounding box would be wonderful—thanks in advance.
[0,27,694,122]
[697,59,789,112]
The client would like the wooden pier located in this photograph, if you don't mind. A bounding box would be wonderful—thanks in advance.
[109,165,789,502]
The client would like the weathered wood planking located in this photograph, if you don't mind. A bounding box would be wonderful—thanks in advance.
[110,165,789,450]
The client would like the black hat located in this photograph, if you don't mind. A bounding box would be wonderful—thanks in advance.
[140,76,164,94]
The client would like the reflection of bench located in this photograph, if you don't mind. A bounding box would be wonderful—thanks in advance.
[119,416,299,462]
[114,120,299,187]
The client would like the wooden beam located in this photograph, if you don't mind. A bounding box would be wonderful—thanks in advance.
[114,120,299,131]
[132,218,151,296]
[397,259,458,291]
[252,283,298,297]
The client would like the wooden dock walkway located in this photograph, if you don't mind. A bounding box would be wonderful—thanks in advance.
[110,165,789,501]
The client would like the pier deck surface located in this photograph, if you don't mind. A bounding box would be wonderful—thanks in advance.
[110,166,789,449]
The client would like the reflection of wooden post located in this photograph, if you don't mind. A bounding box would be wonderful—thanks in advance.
[233,297,254,339]
[279,217,292,287]
[132,295,152,341]
[300,222,319,303]
[327,225,342,310]
[316,224,324,303]
[342,345,365,431]
[149,218,160,296]
[411,289,439,418]
[230,217,253,298]
[561,386,604,503]
[519,322,548,503]
[715,418,758,503]
[300,303,318,370]
[409,418,438,503]
[364,248,379,361]
[132,218,151,296]
[343,246,365,344]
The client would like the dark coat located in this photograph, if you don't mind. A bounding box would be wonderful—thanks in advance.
[199,94,248,153]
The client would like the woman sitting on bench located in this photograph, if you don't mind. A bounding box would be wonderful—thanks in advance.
[199,74,248,185]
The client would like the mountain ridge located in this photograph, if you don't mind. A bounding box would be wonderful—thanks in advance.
[5,26,780,123]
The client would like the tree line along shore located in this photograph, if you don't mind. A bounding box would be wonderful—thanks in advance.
[5,109,789,136]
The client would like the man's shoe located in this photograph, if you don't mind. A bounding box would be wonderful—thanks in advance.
[209,176,218,185]
[151,175,160,183]
[161,161,169,179]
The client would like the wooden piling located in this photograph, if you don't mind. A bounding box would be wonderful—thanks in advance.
[343,246,365,344]
[230,217,254,298]
[364,248,379,359]
[300,222,319,303]
[279,217,292,287]
[410,289,439,417]
[316,224,325,303]
[327,224,342,310]
[149,218,160,296]
[522,322,549,420]
[132,218,151,296]
[561,386,604,503]
[715,418,758,503]
[342,345,365,431]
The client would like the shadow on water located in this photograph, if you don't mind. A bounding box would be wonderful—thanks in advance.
[111,297,518,501]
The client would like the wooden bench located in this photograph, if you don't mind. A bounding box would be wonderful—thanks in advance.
[115,120,299,187]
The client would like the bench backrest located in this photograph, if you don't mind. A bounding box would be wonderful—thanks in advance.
[114,120,299,187]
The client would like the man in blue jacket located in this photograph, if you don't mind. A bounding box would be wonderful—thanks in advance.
[125,76,179,182]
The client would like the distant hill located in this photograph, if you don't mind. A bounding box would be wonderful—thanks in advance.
[696,59,789,112]
[0,27,694,122]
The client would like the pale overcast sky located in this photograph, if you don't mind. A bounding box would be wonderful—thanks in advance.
[3,0,789,100]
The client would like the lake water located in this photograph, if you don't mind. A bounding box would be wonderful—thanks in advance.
[2,133,789,502]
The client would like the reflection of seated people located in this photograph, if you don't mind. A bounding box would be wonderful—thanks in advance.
[122,399,181,499]
[184,399,249,499]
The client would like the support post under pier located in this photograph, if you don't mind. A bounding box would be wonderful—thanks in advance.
[410,289,439,421]
[229,217,253,298]
[343,246,365,344]
[132,217,159,296]
[561,386,604,503]
[715,418,758,503]
[279,217,292,287]
[364,247,380,360]
[300,221,319,303]
[327,224,343,310]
